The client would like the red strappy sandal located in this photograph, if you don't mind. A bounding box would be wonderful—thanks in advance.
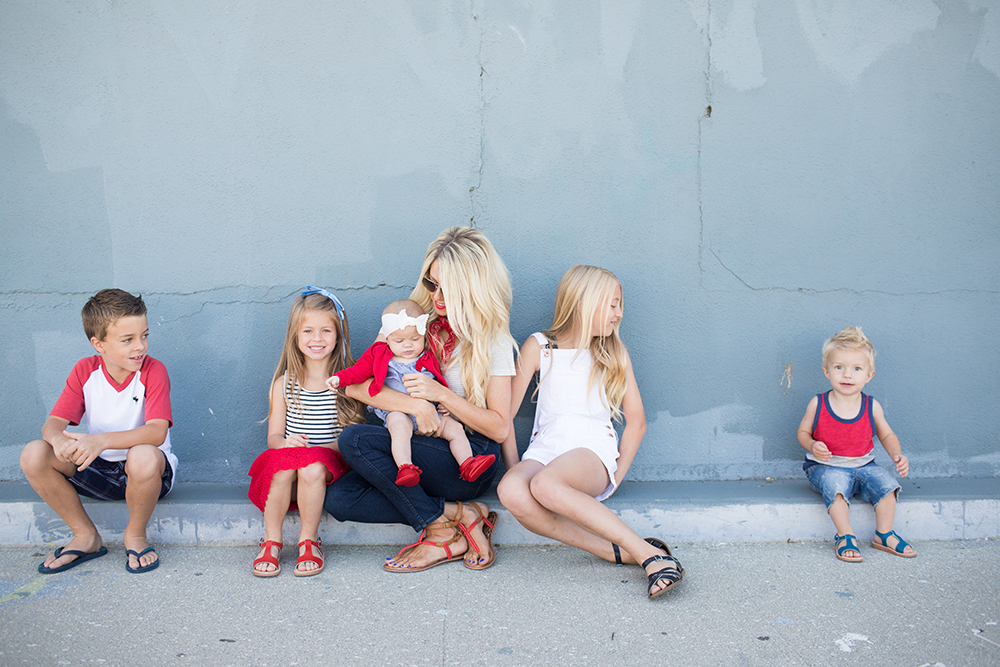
[294,538,324,577]
[456,501,498,570]
[383,503,467,573]
[252,539,282,578]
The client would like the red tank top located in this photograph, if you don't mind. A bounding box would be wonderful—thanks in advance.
[811,391,875,458]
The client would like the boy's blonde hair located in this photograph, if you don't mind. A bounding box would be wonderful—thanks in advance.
[271,292,364,427]
[543,265,629,421]
[82,289,146,341]
[410,227,516,410]
[822,325,876,371]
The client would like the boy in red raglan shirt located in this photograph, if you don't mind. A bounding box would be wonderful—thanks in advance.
[21,289,177,574]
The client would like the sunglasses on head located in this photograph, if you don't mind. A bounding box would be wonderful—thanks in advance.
[421,275,442,294]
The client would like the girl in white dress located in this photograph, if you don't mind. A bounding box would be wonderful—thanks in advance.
[498,265,683,599]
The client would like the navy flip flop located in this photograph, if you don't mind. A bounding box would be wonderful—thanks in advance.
[38,545,108,574]
[126,546,160,573]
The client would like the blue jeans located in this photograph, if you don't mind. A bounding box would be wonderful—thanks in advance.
[323,424,500,532]
[804,460,900,509]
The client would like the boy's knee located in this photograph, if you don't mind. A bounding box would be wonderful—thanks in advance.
[124,445,164,480]
[20,440,53,476]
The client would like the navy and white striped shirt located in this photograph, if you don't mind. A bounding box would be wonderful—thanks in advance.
[283,377,341,445]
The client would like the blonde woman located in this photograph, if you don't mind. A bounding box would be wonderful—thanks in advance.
[497,265,683,599]
[324,227,516,571]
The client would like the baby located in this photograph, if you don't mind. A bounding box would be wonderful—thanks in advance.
[797,326,915,562]
[327,299,494,486]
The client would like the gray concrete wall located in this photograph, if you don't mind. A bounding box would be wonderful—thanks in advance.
[1,0,997,484]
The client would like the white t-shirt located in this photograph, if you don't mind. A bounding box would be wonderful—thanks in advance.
[51,355,178,473]
[442,337,516,399]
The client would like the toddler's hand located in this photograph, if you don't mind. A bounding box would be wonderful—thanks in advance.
[810,440,831,461]
[326,376,340,391]
[436,405,451,418]
[893,453,909,478]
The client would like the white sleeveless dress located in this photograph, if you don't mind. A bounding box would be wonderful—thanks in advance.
[521,332,620,500]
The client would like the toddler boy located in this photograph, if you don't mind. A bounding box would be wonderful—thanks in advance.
[797,326,916,562]
[21,289,177,574]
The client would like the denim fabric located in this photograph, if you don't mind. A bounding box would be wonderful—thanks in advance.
[69,451,174,501]
[323,424,500,532]
[805,460,900,509]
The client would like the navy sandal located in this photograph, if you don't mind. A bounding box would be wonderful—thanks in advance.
[835,533,863,562]
[642,541,684,599]
[126,546,160,573]
[38,545,108,574]
[612,543,623,564]
[871,530,916,558]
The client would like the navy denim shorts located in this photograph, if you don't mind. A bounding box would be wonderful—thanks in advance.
[68,450,174,501]
[804,460,900,509]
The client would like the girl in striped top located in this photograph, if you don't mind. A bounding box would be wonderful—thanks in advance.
[247,288,363,577]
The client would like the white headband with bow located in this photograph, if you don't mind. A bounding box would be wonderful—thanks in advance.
[379,309,429,337]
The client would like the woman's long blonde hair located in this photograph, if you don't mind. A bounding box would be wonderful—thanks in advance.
[543,265,628,421]
[270,292,365,427]
[410,227,516,410]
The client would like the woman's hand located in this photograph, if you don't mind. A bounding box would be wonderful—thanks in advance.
[411,399,442,435]
[402,373,447,403]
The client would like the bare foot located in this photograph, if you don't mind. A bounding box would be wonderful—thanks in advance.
[254,540,282,574]
[44,532,103,570]
[384,515,468,570]
[124,534,158,570]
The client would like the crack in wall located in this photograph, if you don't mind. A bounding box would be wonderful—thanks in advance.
[469,0,486,228]
[709,248,1000,295]
[697,0,714,283]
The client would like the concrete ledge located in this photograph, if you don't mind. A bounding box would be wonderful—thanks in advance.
[2,477,998,546]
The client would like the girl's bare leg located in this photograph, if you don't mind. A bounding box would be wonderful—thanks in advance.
[499,458,638,563]
[504,450,678,594]
[255,469,294,574]
[295,462,331,572]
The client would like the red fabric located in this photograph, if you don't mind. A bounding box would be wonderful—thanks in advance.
[247,447,349,513]
[812,391,875,458]
[333,341,448,397]
[427,316,455,363]
[51,355,173,427]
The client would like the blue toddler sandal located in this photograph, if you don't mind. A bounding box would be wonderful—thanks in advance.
[834,533,863,562]
[126,546,160,573]
[871,530,917,558]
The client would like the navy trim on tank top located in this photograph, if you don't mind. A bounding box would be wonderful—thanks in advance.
[812,390,873,431]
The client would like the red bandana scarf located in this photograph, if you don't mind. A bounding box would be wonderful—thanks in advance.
[427,316,456,364]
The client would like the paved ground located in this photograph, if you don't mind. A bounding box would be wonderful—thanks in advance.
[1,540,998,667]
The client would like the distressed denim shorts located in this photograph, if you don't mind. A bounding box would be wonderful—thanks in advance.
[804,460,900,509]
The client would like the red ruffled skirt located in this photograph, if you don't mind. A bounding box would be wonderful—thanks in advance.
[247,447,350,513]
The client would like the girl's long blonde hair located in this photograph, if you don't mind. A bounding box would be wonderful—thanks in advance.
[410,227,516,410]
[543,265,628,421]
[270,292,365,427]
